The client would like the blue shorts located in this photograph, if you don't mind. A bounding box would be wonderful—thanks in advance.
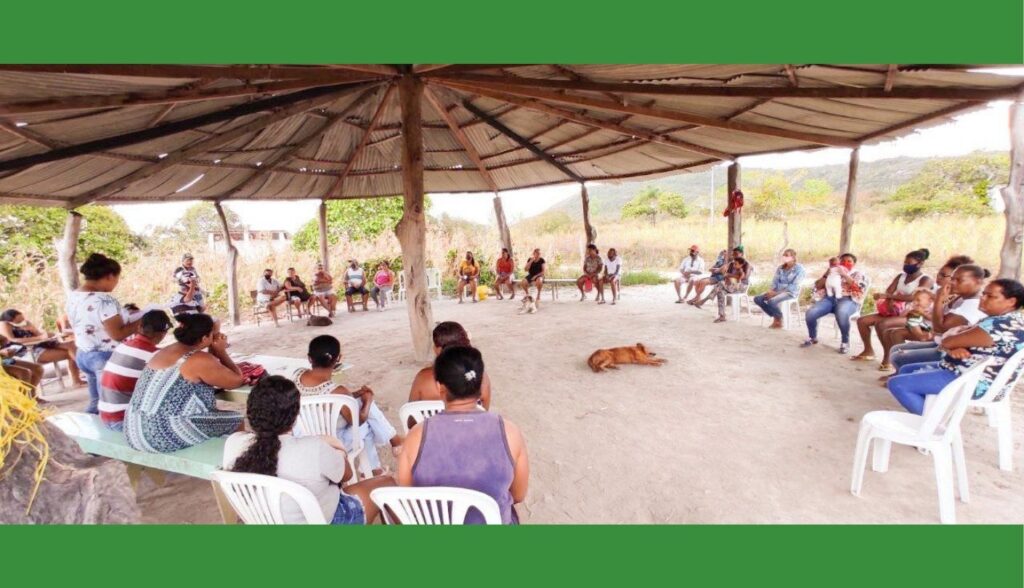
[709,274,724,284]
[331,492,366,525]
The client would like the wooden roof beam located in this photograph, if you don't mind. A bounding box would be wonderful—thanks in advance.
[0,64,382,83]
[326,85,396,197]
[783,65,799,87]
[884,64,898,92]
[423,86,500,192]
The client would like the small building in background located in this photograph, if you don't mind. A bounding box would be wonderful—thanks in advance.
[207,226,292,258]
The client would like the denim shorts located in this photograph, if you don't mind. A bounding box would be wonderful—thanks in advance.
[331,492,366,525]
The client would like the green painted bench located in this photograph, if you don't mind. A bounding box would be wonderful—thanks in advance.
[47,412,237,523]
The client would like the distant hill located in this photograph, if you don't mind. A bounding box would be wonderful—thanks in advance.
[530,152,1007,224]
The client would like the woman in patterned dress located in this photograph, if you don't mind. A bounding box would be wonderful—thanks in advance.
[125,314,245,453]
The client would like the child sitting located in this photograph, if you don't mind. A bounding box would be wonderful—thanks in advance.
[903,288,937,342]
[294,335,401,475]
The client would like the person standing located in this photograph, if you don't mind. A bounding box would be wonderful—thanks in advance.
[172,253,206,313]
[753,248,806,329]
[673,245,705,303]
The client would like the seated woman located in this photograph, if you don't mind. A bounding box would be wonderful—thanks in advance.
[0,308,83,385]
[753,248,805,329]
[886,262,989,373]
[801,253,869,354]
[887,279,1024,414]
[494,248,516,300]
[370,261,395,311]
[398,346,529,525]
[409,321,492,410]
[294,335,401,475]
[457,251,480,304]
[695,246,750,322]
[686,250,727,305]
[577,244,603,302]
[124,314,245,453]
[223,375,395,524]
[852,248,933,365]
[283,267,312,318]
[519,249,546,305]
[1,334,43,390]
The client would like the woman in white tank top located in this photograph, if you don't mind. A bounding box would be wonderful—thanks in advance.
[852,248,934,365]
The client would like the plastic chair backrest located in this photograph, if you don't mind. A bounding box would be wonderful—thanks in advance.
[211,470,327,524]
[399,400,445,434]
[370,486,502,525]
[975,347,1024,404]
[295,395,363,453]
[919,358,992,441]
[427,268,441,289]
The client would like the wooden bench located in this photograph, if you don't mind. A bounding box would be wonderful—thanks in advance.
[47,412,239,523]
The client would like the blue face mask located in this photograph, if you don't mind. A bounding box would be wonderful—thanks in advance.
[903,263,919,275]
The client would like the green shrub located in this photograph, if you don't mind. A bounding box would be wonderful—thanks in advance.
[620,270,670,286]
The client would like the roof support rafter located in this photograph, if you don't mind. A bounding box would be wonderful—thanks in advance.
[326,84,396,197]
[423,86,500,192]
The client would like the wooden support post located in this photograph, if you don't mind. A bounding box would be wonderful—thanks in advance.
[318,200,330,274]
[493,193,513,259]
[999,89,1024,280]
[54,210,82,293]
[726,163,742,251]
[214,201,240,326]
[580,183,597,245]
[395,75,435,362]
[839,147,860,255]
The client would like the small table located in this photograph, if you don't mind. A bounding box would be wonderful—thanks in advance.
[217,354,352,403]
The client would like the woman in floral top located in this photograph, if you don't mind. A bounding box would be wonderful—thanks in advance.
[65,254,140,414]
[801,253,870,354]
[887,279,1024,415]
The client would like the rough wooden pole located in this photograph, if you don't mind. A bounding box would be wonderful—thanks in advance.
[214,201,240,326]
[726,162,742,250]
[318,200,330,274]
[580,183,597,244]
[493,193,513,259]
[395,74,435,362]
[839,147,860,255]
[54,210,82,294]
[999,90,1024,280]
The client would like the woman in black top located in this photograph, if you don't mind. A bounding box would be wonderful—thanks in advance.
[283,267,312,318]
[519,248,547,305]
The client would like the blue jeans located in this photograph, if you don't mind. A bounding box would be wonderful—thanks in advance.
[753,291,794,319]
[886,361,956,415]
[76,349,113,414]
[890,341,941,370]
[805,296,860,343]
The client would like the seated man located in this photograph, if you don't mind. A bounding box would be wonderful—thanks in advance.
[344,259,369,312]
[577,244,603,302]
[172,253,206,313]
[754,248,805,329]
[256,268,287,327]
[695,245,751,323]
[311,262,338,317]
[98,310,172,430]
[673,245,705,303]
[600,248,622,305]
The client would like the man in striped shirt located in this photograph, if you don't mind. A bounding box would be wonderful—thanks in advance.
[98,310,172,430]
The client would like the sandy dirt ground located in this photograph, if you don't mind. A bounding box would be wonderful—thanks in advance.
[44,283,1024,524]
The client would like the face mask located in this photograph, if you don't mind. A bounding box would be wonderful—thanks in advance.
[264,274,272,279]
[690,251,697,257]
[11,321,27,328]
[840,261,855,270]
[782,255,794,264]
[903,264,919,275]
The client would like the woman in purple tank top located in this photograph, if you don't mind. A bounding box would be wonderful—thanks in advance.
[398,346,530,524]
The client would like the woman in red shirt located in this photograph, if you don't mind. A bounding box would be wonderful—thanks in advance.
[494,248,516,300]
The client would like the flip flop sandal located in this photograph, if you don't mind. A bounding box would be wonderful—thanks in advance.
[850,355,876,362]
[877,363,894,371]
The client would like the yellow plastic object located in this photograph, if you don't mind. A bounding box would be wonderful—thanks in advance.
[476,285,490,300]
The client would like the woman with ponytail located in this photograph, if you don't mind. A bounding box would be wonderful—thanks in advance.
[398,346,529,524]
[223,375,394,524]
[124,313,245,453]
[408,321,492,409]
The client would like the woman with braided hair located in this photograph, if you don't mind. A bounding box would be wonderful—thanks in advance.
[222,375,394,524]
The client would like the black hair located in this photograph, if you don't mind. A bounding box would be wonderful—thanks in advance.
[955,264,991,281]
[433,321,470,350]
[0,309,21,322]
[906,248,931,263]
[231,376,300,477]
[587,244,597,252]
[501,248,509,256]
[287,267,295,272]
[840,252,858,263]
[123,303,140,312]
[139,310,172,337]
[942,255,974,271]
[172,313,215,346]
[308,334,341,368]
[990,279,1024,309]
[80,253,121,281]
[434,346,484,400]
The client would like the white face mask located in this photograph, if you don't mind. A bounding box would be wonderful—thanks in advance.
[11,321,27,328]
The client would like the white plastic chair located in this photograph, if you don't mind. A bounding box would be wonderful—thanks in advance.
[966,348,1024,471]
[397,269,442,302]
[758,287,805,330]
[851,359,991,524]
[295,395,371,482]
[399,400,446,435]
[370,486,502,525]
[724,282,752,320]
[211,470,327,524]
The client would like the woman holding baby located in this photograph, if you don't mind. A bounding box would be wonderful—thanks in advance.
[801,253,870,354]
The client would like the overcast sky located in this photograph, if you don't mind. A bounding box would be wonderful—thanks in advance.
[114,99,1015,233]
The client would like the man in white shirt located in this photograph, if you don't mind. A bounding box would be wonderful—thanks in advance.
[600,248,623,305]
[673,245,706,303]
[256,268,286,327]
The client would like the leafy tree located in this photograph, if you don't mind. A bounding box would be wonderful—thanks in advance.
[0,205,141,279]
[748,174,835,221]
[621,186,688,225]
[292,196,429,251]
[887,154,1007,220]
[177,202,242,242]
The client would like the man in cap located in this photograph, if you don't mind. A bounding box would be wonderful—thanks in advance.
[673,244,706,303]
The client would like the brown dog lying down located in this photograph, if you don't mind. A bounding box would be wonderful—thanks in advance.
[587,343,667,372]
